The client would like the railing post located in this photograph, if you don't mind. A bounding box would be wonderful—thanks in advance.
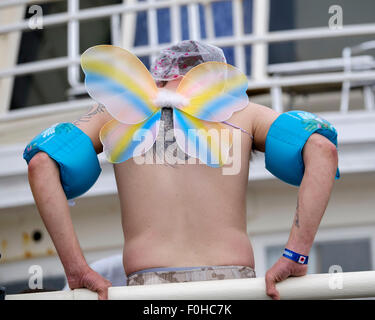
[147,0,158,63]
[271,76,283,113]
[171,1,181,43]
[203,1,214,41]
[340,47,352,113]
[0,4,25,115]
[67,0,80,89]
[188,3,201,40]
[251,0,269,81]
[110,13,122,47]
[232,0,245,73]
[121,0,137,49]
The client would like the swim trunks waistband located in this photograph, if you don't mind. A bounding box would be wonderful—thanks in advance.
[126,265,256,286]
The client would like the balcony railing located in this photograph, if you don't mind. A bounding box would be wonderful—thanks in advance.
[4,271,375,300]
[1,0,375,118]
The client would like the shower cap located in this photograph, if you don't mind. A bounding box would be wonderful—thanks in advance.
[151,40,227,86]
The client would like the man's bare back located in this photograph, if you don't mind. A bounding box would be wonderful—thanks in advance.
[27,94,338,299]
[73,95,279,276]
[116,109,254,275]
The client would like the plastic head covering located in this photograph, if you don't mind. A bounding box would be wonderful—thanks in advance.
[151,40,227,87]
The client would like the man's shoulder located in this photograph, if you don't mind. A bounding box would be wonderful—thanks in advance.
[245,102,280,152]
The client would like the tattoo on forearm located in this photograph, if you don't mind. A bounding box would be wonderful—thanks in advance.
[73,104,106,125]
[295,212,300,228]
[294,196,300,228]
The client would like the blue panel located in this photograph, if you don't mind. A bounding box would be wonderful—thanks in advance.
[222,46,234,66]
[134,10,148,46]
[243,0,253,34]
[157,8,171,43]
[180,5,189,40]
[212,0,233,37]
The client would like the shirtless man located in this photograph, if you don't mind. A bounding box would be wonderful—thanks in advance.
[24,40,339,300]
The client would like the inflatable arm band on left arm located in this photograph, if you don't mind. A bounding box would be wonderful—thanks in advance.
[265,110,340,186]
[23,123,101,200]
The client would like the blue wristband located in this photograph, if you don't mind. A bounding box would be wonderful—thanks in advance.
[283,248,309,265]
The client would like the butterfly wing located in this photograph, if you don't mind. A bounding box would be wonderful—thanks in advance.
[175,62,249,122]
[81,45,158,124]
[173,108,233,167]
[100,109,161,163]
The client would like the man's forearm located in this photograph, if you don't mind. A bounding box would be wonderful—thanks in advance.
[285,134,339,255]
[28,152,89,278]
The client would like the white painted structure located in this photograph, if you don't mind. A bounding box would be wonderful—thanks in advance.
[6,271,375,300]
[0,0,374,298]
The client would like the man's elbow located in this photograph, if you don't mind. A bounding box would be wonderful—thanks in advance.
[304,134,338,168]
[28,152,57,178]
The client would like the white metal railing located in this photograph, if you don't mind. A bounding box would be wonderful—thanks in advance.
[4,271,375,300]
[67,0,80,87]
[1,0,375,116]
[341,40,375,112]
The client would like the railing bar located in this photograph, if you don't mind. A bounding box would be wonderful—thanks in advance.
[246,70,375,90]
[121,0,137,49]
[0,98,94,123]
[147,0,158,63]
[5,271,375,300]
[67,0,80,87]
[3,68,375,121]
[203,1,215,40]
[2,13,375,47]
[3,50,375,81]
[0,0,65,9]
[187,3,201,40]
[350,40,375,54]
[340,48,352,113]
[129,23,375,54]
[2,65,375,101]
[251,0,269,80]
[232,0,245,72]
[110,14,122,47]
[170,1,181,43]
[0,57,80,78]
[0,0,226,35]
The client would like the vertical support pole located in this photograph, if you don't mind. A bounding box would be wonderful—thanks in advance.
[67,0,80,88]
[147,0,158,62]
[363,86,375,111]
[188,3,201,40]
[232,0,245,73]
[110,14,122,47]
[340,47,351,113]
[251,0,269,81]
[121,0,136,50]
[271,77,283,113]
[204,1,214,41]
[0,4,25,114]
[171,1,181,43]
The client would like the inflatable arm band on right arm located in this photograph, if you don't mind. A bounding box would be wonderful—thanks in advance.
[265,110,340,186]
[23,123,101,200]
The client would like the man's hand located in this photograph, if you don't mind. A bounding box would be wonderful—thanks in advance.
[265,257,307,300]
[67,266,112,300]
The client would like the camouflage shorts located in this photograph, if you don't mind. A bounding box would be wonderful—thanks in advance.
[126,266,256,286]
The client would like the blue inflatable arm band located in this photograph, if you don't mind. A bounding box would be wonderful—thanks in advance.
[265,110,340,186]
[23,123,101,200]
